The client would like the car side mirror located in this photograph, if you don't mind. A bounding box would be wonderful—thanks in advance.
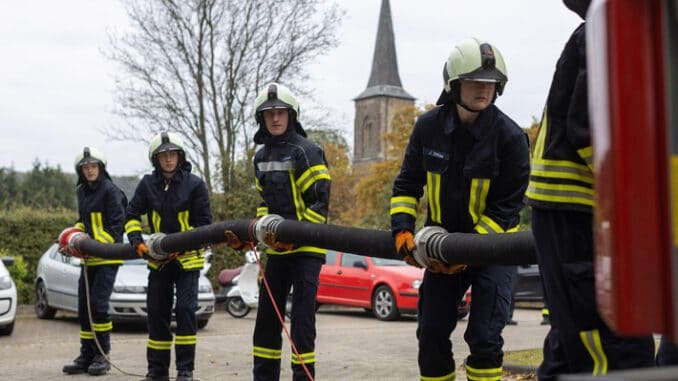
[353,261,367,270]
[1,257,14,267]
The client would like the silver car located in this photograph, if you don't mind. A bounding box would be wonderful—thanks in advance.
[34,243,215,329]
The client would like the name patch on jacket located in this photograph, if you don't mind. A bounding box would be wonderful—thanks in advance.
[424,148,449,160]
[258,160,295,172]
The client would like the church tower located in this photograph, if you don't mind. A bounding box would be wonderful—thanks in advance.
[353,0,415,167]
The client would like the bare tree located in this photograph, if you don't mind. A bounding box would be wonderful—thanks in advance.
[107,0,342,195]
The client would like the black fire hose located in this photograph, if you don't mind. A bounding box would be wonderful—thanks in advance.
[63,215,536,266]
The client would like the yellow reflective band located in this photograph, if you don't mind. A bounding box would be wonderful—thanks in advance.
[257,206,269,217]
[178,253,205,270]
[532,108,548,159]
[255,177,263,192]
[296,164,331,193]
[303,208,326,223]
[80,330,95,340]
[469,178,490,224]
[125,219,142,234]
[91,212,114,243]
[147,339,173,351]
[74,222,86,231]
[542,308,549,316]
[92,321,113,332]
[526,181,594,206]
[420,371,455,381]
[465,364,503,381]
[475,215,504,234]
[265,246,326,256]
[178,210,192,232]
[84,257,123,266]
[580,329,608,376]
[426,172,442,223]
[289,171,306,220]
[253,346,282,360]
[390,196,418,217]
[175,335,197,346]
[152,211,161,232]
[531,160,593,184]
[291,351,316,364]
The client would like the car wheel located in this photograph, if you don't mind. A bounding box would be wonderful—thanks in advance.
[372,285,400,321]
[0,321,14,336]
[35,280,56,319]
[225,297,250,318]
[197,319,209,329]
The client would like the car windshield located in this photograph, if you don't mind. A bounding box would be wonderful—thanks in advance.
[371,258,406,266]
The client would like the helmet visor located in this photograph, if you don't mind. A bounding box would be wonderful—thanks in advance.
[257,98,293,113]
[458,67,507,84]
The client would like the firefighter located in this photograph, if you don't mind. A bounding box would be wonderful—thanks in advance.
[125,132,211,381]
[391,38,530,381]
[524,1,656,379]
[247,82,330,381]
[62,147,126,376]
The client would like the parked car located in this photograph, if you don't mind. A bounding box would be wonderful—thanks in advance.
[0,257,18,336]
[316,251,471,321]
[35,242,215,328]
[513,264,544,303]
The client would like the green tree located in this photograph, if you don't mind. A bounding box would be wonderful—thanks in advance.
[19,161,76,210]
[0,168,21,210]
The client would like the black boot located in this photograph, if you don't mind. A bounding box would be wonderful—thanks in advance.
[62,354,92,374]
[87,354,111,376]
[177,370,193,381]
[140,375,170,381]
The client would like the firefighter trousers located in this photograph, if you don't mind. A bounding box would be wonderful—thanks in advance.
[253,255,322,381]
[532,208,655,380]
[146,262,199,377]
[77,264,118,357]
[417,265,512,381]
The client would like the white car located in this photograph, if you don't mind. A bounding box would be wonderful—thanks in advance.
[34,243,215,328]
[0,257,18,336]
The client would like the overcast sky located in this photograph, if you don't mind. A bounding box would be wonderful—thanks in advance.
[0,1,581,176]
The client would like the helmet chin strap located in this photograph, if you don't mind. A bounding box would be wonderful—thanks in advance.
[457,101,486,113]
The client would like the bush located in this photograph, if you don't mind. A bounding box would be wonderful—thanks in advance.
[0,207,77,304]
[0,251,30,303]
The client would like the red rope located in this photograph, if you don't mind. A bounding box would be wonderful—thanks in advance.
[249,242,314,381]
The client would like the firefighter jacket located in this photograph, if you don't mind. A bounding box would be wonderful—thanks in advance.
[526,23,593,213]
[254,126,331,257]
[75,175,126,266]
[391,103,530,235]
[125,162,212,271]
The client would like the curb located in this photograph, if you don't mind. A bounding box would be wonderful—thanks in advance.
[504,363,538,375]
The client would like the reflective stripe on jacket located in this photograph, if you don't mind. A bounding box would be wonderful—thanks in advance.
[254,128,331,257]
[75,177,126,266]
[125,162,212,270]
[391,104,530,235]
[525,23,593,213]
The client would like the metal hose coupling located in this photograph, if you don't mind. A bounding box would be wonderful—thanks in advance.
[146,232,170,261]
[413,226,449,268]
[254,214,285,248]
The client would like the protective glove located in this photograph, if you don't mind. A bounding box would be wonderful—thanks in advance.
[263,231,295,252]
[224,230,251,250]
[427,260,467,275]
[127,232,148,257]
[394,230,420,268]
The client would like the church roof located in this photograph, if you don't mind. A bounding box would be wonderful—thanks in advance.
[355,0,415,101]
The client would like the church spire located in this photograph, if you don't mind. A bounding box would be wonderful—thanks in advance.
[355,0,414,100]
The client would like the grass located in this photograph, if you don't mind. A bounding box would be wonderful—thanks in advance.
[504,348,543,366]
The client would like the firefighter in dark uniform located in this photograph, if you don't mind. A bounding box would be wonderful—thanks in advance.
[525,1,655,379]
[62,147,125,376]
[125,132,211,381]
[250,83,330,381]
[391,38,530,381]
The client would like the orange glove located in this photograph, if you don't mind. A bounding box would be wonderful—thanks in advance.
[394,230,420,268]
[428,260,467,275]
[225,230,248,250]
[264,231,295,252]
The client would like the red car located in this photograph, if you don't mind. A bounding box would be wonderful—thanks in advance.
[317,251,471,321]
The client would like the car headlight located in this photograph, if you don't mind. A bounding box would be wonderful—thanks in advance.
[113,285,146,294]
[0,275,11,290]
[198,284,212,293]
[411,280,422,290]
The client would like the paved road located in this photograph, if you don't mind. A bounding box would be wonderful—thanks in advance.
[0,305,547,380]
